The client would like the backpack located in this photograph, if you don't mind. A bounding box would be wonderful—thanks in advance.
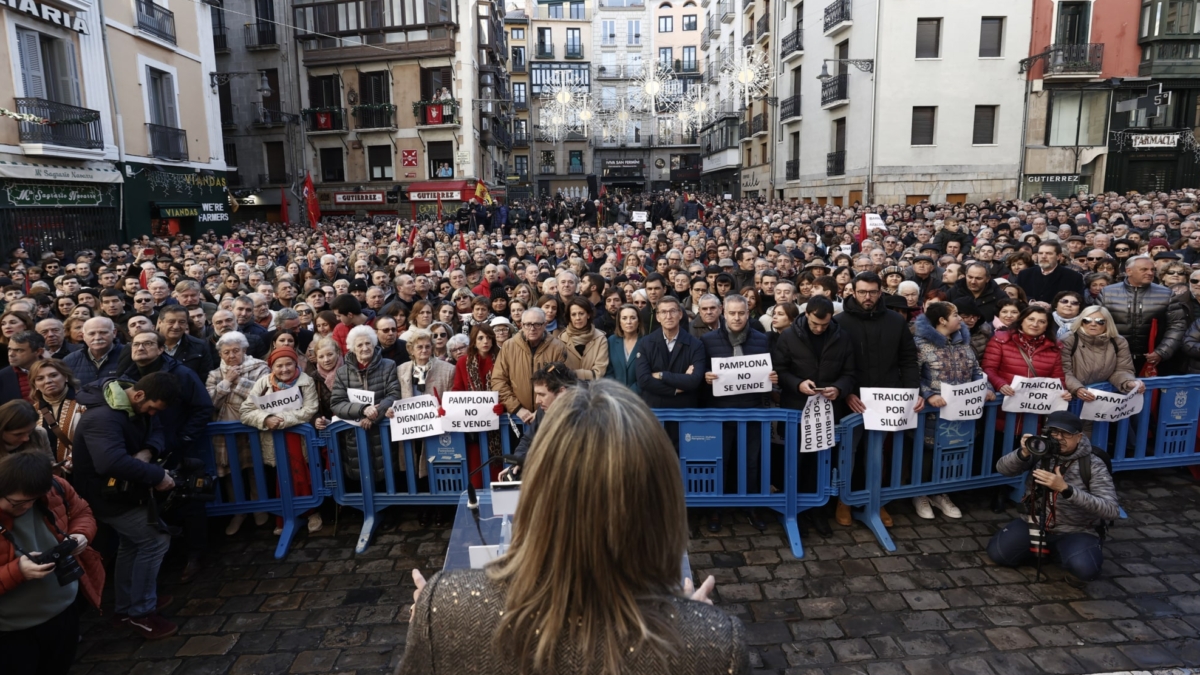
[1077,446,1116,544]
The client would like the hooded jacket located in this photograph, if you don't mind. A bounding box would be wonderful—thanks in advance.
[833,295,920,392]
[911,314,989,401]
[996,435,1120,535]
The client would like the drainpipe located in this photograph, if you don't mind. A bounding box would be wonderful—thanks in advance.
[865,0,881,204]
[97,0,126,165]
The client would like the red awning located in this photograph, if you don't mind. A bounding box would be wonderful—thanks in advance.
[404,180,476,202]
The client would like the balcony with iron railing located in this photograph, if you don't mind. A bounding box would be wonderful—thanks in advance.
[137,0,176,44]
[739,120,750,140]
[742,31,753,47]
[752,113,765,136]
[515,99,528,110]
[597,64,643,78]
[821,73,848,107]
[743,0,754,13]
[415,101,459,126]
[536,42,555,58]
[719,1,733,22]
[781,28,803,60]
[513,130,529,147]
[780,94,801,121]
[827,150,845,176]
[565,43,584,59]
[16,98,104,151]
[214,32,230,52]
[785,158,799,181]
[675,59,700,74]
[511,171,529,183]
[534,5,592,20]
[823,0,851,34]
[244,22,278,48]
[539,164,556,174]
[259,172,292,186]
[353,104,396,129]
[1042,43,1104,78]
[303,107,347,132]
[568,164,585,174]
[494,124,513,150]
[756,12,770,41]
[147,123,188,160]
[511,58,526,73]
[707,19,721,39]
[255,106,289,127]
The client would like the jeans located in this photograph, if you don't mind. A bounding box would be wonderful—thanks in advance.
[0,600,79,675]
[100,506,171,617]
[986,517,1104,581]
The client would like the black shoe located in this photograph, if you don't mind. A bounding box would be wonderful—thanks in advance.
[747,510,767,532]
[179,556,202,584]
[809,513,833,538]
[991,490,1009,514]
[432,509,448,528]
[706,512,722,534]
[417,509,432,528]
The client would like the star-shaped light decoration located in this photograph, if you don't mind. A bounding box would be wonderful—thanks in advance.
[538,70,588,142]
[632,62,680,117]
[721,47,771,110]
[676,83,714,133]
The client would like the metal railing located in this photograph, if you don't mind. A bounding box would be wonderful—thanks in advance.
[752,113,765,135]
[821,73,848,105]
[416,103,458,126]
[1044,43,1105,75]
[511,59,526,73]
[244,22,278,48]
[258,172,292,186]
[15,98,104,150]
[780,94,801,120]
[255,107,288,126]
[514,99,528,110]
[565,43,584,59]
[513,130,529,146]
[826,150,845,176]
[742,31,753,47]
[147,123,188,160]
[757,12,770,39]
[785,158,799,180]
[707,19,721,38]
[137,0,176,44]
[492,124,512,150]
[676,60,700,73]
[353,105,395,129]
[743,0,753,12]
[568,164,585,174]
[539,163,556,174]
[823,0,850,31]
[719,0,733,22]
[739,120,749,139]
[303,108,347,132]
[214,33,229,51]
[536,42,555,58]
[781,28,803,58]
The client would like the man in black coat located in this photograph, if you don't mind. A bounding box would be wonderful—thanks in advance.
[702,294,775,533]
[1016,241,1085,304]
[771,295,856,414]
[0,331,44,405]
[635,296,707,409]
[948,263,1003,324]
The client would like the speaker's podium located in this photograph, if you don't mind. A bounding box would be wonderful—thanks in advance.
[443,485,694,581]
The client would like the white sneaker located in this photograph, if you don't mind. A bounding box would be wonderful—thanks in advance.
[254,512,269,526]
[272,526,283,536]
[225,513,246,536]
[307,513,324,533]
[912,495,935,519]
[929,493,962,519]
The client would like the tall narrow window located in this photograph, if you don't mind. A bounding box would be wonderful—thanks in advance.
[147,67,178,127]
[319,147,344,182]
[368,145,393,180]
[911,106,936,145]
[17,28,80,105]
[628,19,641,44]
[916,18,941,58]
[659,16,673,32]
[979,17,1003,57]
[972,105,997,144]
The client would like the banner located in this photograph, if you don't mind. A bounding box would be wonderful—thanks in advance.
[1001,376,1069,414]
[860,388,920,431]
[442,391,500,431]
[710,354,772,397]
[303,173,321,229]
[800,395,835,453]
[1080,388,1144,423]
[252,388,304,413]
[939,378,990,421]
[389,395,444,440]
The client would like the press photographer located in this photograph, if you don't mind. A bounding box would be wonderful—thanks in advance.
[986,411,1120,582]
[0,451,103,675]
[72,372,181,640]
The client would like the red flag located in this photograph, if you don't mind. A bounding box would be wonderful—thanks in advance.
[437,195,443,222]
[615,245,623,264]
[303,173,321,229]
[407,225,418,248]
[458,232,466,251]
[280,188,289,225]
[856,213,868,247]
[321,234,331,254]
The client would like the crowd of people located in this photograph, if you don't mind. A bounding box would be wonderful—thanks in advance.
[2,185,1184,670]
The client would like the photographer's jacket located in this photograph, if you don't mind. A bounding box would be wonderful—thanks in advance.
[997,436,1120,535]
[72,380,167,518]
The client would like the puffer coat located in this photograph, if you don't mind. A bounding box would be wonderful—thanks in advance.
[981,329,1065,391]
[996,436,1119,535]
[239,373,321,467]
[912,314,989,400]
[1060,332,1137,395]
[330,349,401,483]
[1098,281,1185,360]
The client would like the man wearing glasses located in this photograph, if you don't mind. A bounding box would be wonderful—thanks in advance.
[375,316,409,366]
[635,296,707,410]
[492,308,577,424]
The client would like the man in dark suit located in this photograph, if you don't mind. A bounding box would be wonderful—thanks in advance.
[636,295,707,409]
[0,330,44,404]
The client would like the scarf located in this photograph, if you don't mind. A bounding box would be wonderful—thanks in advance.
[562,323,597,348]
[726,325,749,348]
[1013,331,1048,366]
[271,372,300,390]
[467,354,503,458]
[316,353,342,389]
[413,362,430,386]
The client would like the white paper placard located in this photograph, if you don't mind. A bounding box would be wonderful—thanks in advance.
[1001,376,1069,414]
[347,388,375,405]
[631,211,648,223]
[1080,388,1144,422]
[389,395,444,440]
[800,395,835,453]
[490,482,521,516]
[252,387,304,413]
[860,388,920,431]
[940,378,990,421]
[711,354,772,397]
[468,545,501,568]
[442,391,500,431]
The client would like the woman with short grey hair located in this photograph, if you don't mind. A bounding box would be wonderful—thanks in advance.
[206,330,270,534]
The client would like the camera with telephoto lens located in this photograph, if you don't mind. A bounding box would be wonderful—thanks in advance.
[1024,434,1061,458]
[29,537,84,586]
[159,458,216,512]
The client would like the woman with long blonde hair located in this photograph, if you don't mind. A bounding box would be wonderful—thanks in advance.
[397,380,747,675]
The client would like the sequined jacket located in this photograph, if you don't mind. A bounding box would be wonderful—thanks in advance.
[395,569,750,675]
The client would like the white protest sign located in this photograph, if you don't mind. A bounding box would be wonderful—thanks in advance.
[631,211,648,223]
[347,388,375,406]
[1001,376,1069,414]
[442,391,500,431]
[862,213,887,234]
[724,193,733,200]
[860,388,920,431]
[1080,388,1144,423]
[711,354,772,397]
[800,395,835,452]
[940,378,990,421]
[389,395,444,440]
[252,387,304,413]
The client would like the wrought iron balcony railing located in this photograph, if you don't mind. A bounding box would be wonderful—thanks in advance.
[137,0,176,44]
[16,98,104,150]
[827,150,845,176]
[147,123,188,160]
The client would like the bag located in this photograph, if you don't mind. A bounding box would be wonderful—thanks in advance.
[1077,448,1116,544]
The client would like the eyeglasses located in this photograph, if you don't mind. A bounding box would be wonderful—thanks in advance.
[2,495,36,507]
[1115,247,1131,252]
[1080,318,1107,326]
[523,321,546,328]
[1058,299,1080,306]
[1086,256,1105,261]
[432,332,448,338]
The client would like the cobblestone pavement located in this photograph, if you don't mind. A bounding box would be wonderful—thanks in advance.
[68,469,1200,675]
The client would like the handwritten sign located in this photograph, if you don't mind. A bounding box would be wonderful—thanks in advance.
[631,211,648,223]
[389,395,444,440]
[1001,376,1069,415]
[711,354,772,397]
[940,378,989,421]
[860,388,920,431]
[1080,388,1144,422]
[252,388,304,413]
[442,391,500,431]
[347,388,375,406]
[800,395,835,453]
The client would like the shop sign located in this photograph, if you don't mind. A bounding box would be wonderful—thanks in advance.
[1025,174,1080,183]
[741,168,763,189]
[1130,133,1179,148]
[5,182,105,207]
[333,191,384,204]
[3,0,89,34]
[161,206,198,218]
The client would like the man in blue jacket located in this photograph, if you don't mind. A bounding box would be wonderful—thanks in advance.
[702,294,776,532]
[636,295,707,409]
[71,372,180,640]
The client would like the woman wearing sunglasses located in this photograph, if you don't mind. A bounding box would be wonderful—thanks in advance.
[1062,306,1143,418]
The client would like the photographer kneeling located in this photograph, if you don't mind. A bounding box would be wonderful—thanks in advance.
[987,411,1120,582]
[0,451,103,675]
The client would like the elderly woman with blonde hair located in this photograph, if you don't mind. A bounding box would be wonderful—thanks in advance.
[1062,305,1143,400]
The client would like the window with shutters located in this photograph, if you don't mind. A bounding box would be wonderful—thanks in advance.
[419,67,453,100]
[979,17,1004,57]
[309,75,341,107]
[972,105,997,144]
[147,67,178,128]
[915,18,941,59]
[264,141,286,182]
[16,28,81,106]
[359,71,388,104]
[319,147,344,182]
[368,145,393,180]
[911,106,936,145]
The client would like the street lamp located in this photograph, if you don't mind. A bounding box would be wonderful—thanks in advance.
[816,59,875,80]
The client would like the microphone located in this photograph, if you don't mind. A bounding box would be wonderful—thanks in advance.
[466,455,524,510]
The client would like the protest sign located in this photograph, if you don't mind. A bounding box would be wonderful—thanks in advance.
[389,395,444,440]
[860,388,920,431]
[939,378,989,421]
[252,387,304,413]
[1001,376,1069,414]
[1080,388,1144,422]
[442,391,500,431]
[347,388,375,406]
[800,395,835,452]
[710,354,772,397]
[631,211,648,223]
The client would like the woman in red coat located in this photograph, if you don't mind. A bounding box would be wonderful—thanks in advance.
[452,324,501,488]
[981,306,1071,398]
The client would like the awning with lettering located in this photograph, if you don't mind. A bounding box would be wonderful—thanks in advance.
[153,202,201,218]
[0,159,123,184]
[404,180,475,202]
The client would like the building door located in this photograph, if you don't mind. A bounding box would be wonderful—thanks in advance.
[1056,2,1090,44]
[833,118,846,153]
[1127,160,1176,194]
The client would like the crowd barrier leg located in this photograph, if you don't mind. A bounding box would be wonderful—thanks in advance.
[852,428,893,551]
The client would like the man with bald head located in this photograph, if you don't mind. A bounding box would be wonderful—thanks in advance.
[64,317,122,385]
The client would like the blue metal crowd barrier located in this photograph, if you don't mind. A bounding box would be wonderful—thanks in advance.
[1076,375,1200,471]
[198,421,328,559]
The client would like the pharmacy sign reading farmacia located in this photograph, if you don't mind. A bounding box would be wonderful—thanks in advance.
[4,0,89,34]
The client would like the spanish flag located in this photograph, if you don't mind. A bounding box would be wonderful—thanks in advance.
[475,182,493,206]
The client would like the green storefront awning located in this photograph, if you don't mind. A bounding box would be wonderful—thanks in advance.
[154,202,200,218]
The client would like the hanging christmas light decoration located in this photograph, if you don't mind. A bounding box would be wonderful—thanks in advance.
[721,47,772,110]
[538,70,588,142]
[632,62,680,117]
[676,83,714,133]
